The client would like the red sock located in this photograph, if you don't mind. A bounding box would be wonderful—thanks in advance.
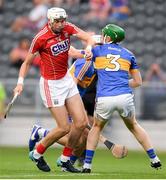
[62,147,73,157]
[36,143,46,154]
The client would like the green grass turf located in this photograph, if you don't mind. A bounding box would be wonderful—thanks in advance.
[0,147,166,179]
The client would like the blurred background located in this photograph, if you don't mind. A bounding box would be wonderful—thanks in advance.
[0,0,166,150]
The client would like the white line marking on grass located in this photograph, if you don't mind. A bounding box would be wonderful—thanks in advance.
[0,173,101,178]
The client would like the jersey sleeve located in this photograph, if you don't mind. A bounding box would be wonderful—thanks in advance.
[75,60,92,81]
[130,55,139,73]
[91,47,98,62]
[29,36,42,54]
[66,22,82,36]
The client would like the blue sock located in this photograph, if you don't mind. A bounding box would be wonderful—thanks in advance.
[147,149,156,159]
[70,155,78,164]
[84,150,95,164]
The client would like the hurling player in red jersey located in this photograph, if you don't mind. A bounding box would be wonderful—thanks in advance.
[13,7,95,172]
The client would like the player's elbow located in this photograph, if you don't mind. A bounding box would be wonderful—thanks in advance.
[135,79,142,87]
[131,71,142,87]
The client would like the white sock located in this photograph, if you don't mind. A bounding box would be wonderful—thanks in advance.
[38,128,47,139]
[60,155,70,162]
[83,163,92,169]
[150,156,160,163]
[33,149,42,159]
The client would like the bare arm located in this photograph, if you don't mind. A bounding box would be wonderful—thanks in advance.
[129,70,142,88]
[13,52,36,95]
[75,30,95,60]
[76,30,95,48]
[18,52,36,78]
[69,46,84,59]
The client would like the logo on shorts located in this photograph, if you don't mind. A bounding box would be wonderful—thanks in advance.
[54,99,59,105]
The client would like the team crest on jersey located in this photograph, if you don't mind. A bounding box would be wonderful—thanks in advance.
[47,39,55,44]
[51,39,69,56]
[64,32,69,38]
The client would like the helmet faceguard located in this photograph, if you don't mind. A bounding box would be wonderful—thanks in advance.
[47,7,67,23]
[102,24,125,43]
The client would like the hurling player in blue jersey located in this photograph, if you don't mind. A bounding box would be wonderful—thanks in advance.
[82,24,162,173]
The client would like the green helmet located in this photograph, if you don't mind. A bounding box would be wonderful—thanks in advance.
[102,24,125,43]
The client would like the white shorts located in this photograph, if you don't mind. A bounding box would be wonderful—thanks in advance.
[95,94,135,121]
[39,73,79,107]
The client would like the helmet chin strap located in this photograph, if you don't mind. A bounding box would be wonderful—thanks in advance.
[103,35,113,44]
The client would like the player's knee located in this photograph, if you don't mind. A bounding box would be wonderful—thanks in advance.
[63,125,71,134]
[75,118,87,130]
[128,121,138,132]
[59,125,70,136]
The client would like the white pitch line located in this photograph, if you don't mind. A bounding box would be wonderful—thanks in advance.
[0,173,101,178]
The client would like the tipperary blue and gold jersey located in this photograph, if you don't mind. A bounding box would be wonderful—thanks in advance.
[69,58,96,97]
[92,43,139,97]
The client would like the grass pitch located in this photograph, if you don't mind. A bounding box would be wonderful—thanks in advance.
[0,147,166,179]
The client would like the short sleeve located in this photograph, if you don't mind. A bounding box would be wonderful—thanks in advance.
[29,37,42,54]
[75,60,92,81]
[91,47,98,62]
[130,56,139,70]
[66,22,82,36]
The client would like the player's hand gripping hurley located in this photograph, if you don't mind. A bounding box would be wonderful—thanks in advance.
[4,92,19,119]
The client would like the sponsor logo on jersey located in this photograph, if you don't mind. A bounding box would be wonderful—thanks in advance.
[108,47,121,51]
[51,39,69,56]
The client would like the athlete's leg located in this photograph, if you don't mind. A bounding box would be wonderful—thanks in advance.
[82,117,106,173]
[57,135,69,146]
[29,106,71,172]
[72,128,88,156]
[29,124,69,152]
[39,106,70,147]
[87,117,106,150]
[30,74,82,172]
[65,94,88,149]
[121,115,161,169]
[115,93,162,169]
[122,115,153,150]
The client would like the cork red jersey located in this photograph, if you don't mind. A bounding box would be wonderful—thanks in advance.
[29,22,80,80]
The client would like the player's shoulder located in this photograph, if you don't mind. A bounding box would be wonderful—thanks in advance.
[121,45,134,56]
[65,21,78,28]
[93,44,102,50]
[33,25,49,41]
[92,44,102,53]
[65,21,75,27]
[121,46,137,64]
[65,21,81,32]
